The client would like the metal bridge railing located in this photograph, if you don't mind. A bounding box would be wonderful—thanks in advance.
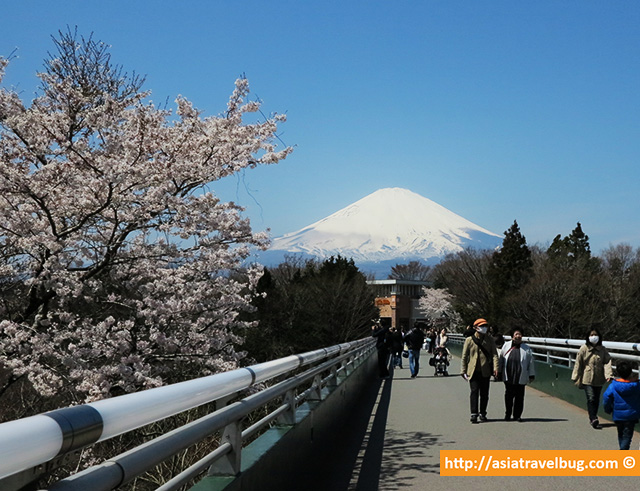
[0,337,375,490]
[448,333,640,369]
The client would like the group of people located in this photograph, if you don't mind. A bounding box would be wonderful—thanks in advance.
[373,316,640,450]
[426,328,449,352]
[460,319,640,450]
[461,318,535,424]
[572,328,640,450]
[371,320,450,379]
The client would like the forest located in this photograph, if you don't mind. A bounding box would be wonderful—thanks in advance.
[429,221,640,343]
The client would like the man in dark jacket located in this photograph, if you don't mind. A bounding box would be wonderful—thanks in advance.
[371,320,391,378]
[388,327,404,369]
[404,322,426,378]
[427,328,437,353]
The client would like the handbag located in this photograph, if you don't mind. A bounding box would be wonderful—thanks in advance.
[402,350,409,358]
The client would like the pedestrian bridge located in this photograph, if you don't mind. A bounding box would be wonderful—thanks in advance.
[1,335,640,491]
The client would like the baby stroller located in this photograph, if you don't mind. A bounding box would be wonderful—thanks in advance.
[430,346,451,376]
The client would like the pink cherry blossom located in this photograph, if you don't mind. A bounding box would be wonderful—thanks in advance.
[0,38,292,406]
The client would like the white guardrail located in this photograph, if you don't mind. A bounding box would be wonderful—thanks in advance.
[448,333,640,368]
[0,337,375,490]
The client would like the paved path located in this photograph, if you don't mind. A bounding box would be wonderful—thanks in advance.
[332,351,640,491]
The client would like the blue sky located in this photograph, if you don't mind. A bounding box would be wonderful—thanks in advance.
[2,1,639,254]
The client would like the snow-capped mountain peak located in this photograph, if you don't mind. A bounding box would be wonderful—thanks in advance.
[266,188,502,263]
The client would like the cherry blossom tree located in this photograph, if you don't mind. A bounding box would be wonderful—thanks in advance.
[418,287,461,330]
[0,30,292,407]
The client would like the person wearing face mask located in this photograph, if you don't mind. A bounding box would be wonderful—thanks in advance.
[461,318,500,423]
[499,327,536,422]
[571,328,613,429]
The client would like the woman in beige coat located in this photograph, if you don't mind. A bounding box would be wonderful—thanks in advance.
[571,328,613,429]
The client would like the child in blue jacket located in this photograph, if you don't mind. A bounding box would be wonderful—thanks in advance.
[603,360,640,450]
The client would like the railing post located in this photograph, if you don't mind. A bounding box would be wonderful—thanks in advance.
[327,365,338,389]
[343,355,354,377]
[337,359,349,383]
[208,421,242,477]
[277,389,297,425]
[309,375,323,401]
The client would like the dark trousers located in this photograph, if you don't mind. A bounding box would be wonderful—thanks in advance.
[504,383,526,419]
[469,373,491,416]
[583,385,603,422]
[377,349,390,377]
[391,351,403,368]
[615,420,638,450]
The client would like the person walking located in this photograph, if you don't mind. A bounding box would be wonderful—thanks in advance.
[603,360,640,450]
[404,322,426,378]
[436,328,449,348]
[461,318,499,423]
[427,328,437,354]
[499,327,536,422]
[388,326,404,369]
[571,328,613,429]
[371,320,391,379]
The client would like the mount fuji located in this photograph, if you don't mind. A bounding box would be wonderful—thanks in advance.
[257,188,503,277]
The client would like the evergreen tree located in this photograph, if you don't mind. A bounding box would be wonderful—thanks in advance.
[245,256,377,361]
[547,222,599,271]
[539,223,604,337]
[567,222,591,259]
[487,220,533,327]
[489,220,533,296]
[547,234,567,264]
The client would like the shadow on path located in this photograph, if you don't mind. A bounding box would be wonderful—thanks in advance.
[397,372,464,379]
[308,368,450,490]
[350,371,454,490]
[351,376,393,490]
[376,429,452,489]
[306,374,392,490]
[480,417,569,424]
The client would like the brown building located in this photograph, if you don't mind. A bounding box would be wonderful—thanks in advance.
[368,279,430,332]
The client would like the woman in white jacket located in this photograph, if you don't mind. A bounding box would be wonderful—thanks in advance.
[500,327,536,422]
[436,328,449,348]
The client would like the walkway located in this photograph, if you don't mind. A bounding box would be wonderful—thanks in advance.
[313,351,640,491]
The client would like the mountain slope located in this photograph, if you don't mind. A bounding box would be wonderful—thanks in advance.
[259,188,503,271]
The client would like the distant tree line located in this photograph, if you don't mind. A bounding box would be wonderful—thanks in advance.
[431,221,640,342]
[242,255,379,362]
[388,260,432,281]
